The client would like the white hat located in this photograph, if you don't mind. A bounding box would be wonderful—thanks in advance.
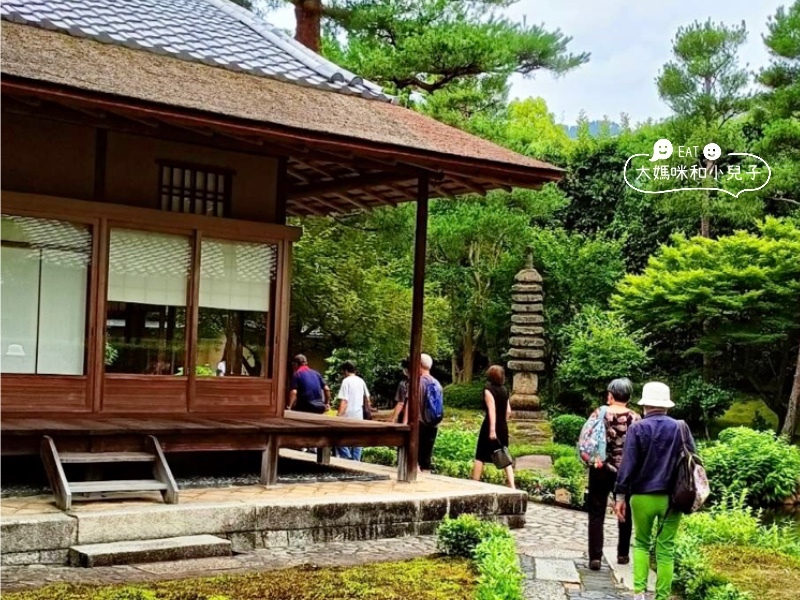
[638,381,674,408]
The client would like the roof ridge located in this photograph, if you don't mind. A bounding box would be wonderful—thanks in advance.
[204,0,389,100]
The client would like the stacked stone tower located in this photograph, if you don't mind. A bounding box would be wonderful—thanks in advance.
[507,254,545,411]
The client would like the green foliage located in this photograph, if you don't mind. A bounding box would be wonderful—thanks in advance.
[613,219,800,423]
[556,306,648,404]
[443,382,486,410]
[432,428,478,463]
[750,410,774,432]
[550,414,585,446]
[553,455,585,481]
[327,1,588,98]
[701,428,800,505]
[97,589,159,600]
[671,374,735,437]
[508,442,575,461]
[436,514,511,559]
[474,535,524,600]
[361,446,397,466]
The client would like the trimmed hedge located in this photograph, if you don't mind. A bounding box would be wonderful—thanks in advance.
[443,382,486,410]
[550,414,585,446]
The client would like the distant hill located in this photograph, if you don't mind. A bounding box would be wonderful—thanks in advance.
[562,121,622,139]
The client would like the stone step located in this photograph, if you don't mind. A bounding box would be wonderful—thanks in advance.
[510,410,548,421]
[603,546,656,591]
[69,535,232,567]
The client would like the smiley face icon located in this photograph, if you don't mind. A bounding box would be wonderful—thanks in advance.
[650,138,674,162]
[703,143,722,162]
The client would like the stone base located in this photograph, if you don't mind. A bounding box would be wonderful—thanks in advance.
[510,393,541,411]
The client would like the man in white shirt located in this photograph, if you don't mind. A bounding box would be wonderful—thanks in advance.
[336,361,370,461]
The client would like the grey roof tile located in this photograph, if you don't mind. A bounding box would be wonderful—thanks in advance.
[1,0,393,102]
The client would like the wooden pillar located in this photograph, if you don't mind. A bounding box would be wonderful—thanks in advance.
[401,173,429,482]
[261,435,279,486]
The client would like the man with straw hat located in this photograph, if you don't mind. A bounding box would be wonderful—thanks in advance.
[613,382,697,600]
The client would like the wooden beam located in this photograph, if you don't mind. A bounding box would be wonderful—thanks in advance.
[93,128,107,202]
[276,157,289,224]
[402,174,429,482]
[287,171,416,200]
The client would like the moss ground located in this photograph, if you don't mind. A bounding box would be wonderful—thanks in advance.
[705,545,800,600]
[3,558,476,600]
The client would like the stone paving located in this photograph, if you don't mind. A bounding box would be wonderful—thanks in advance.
[1,502,639,598]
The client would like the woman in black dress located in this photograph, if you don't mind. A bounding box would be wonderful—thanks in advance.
[471,365,515,488]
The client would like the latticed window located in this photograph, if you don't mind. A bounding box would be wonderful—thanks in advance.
[158,162,232,217]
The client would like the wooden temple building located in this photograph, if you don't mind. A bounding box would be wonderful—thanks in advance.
[0,0,561,509]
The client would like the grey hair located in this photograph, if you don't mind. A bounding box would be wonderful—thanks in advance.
[607,378,633,403]
[420,353,433,369]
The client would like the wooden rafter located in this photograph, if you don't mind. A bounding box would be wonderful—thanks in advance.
[288,171,417,200]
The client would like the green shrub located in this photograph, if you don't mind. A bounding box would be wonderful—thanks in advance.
[432,428,478,462]
[98,588,158,600]
[553,455,585,481]
[701,428,800,505]
[508,442,575,460]
[361,446,397,466]
[750,410,774,432]
[671,374,735,437]
[436,514,511,558]
[550,414,585,446]
[443,382,486,410]
[474,535,524,600]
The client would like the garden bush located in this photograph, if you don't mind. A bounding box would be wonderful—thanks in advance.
[432,428,478,462]
[361,446,397,466]
[671,374,735,438]
[436,514,511,558]
[701,428,800,505]
[553,455,585,481]
[443,382,486,410]
[474,535,524,600]
[550,414,585,446]
[509,442,576,461]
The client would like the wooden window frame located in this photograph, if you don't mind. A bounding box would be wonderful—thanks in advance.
[157,160,234,218]
[1,192,299,417]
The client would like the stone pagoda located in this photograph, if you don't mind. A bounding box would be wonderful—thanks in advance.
[507,254,545,411]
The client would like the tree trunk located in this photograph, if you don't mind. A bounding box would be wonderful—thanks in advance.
[780,340,800,439]
[293,0,322,53]
[462,321,475,383]
[700,215,710,238]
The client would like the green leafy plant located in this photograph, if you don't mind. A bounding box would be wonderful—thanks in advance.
[443,382,486,410]
[671,374,735,438]
[474,535,524,600]
[432,428,479,462]
[361,446,397,466]
[550,414,586,446]
[436,514,511,559]
[750,410,774,432]
[104,342,119,366]
[553,455,585,481]
[701,428,800,505]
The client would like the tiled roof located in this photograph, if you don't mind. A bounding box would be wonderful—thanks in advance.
[0,0,391,101]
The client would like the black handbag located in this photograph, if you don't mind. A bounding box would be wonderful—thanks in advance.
[491,441,512,469]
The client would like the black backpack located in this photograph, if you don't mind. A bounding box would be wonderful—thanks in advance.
[670,421,709,514]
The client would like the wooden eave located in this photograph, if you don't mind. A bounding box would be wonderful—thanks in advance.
[1,77,562,217]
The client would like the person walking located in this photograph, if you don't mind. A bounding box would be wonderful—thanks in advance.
[586,378,640,571]
[471,365,515,488]
[335,361,370,461]
[614,381,696,600]
[394,354,443,473]
[287,354,330,414]
[391,358,410,424]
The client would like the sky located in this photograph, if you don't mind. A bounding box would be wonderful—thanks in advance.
[262,0,786,126]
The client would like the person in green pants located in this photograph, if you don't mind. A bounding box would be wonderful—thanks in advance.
[613,382,696,600]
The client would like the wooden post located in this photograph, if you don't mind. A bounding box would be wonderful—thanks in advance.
[261,435,279,486]
[401,173,429,482]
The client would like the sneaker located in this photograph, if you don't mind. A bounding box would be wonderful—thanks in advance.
[589,559,601,571]
[618,555,630,564]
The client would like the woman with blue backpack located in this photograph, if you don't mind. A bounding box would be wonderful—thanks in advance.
[579,377,640,571]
